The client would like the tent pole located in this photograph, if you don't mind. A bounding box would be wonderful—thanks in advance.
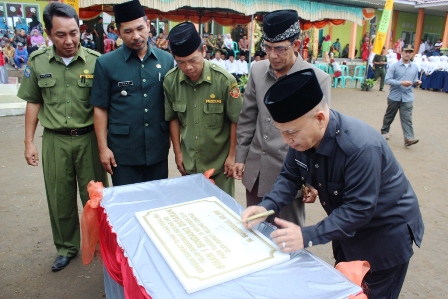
[248,14,254,68]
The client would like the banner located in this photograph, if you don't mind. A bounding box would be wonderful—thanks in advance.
[372,0,394,55]
[62,0,79,14]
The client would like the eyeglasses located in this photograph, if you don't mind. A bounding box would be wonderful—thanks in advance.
[403,50,413,53]
[261,41,294,55]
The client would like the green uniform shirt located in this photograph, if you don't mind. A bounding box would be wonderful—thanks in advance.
[17,45,100,130]
[373,54,387,69]
[90,43,174,166]
[164,60,243,174]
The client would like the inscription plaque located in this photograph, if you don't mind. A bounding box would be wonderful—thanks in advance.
[135,197,290,294]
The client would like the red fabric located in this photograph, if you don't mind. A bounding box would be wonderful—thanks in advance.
[335,261,370,299]
[98,206,152,299]
[81,181,104,265]
[104,39,115,53]
[333,71,342,78]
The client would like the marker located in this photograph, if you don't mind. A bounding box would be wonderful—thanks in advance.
[245,210,275,222]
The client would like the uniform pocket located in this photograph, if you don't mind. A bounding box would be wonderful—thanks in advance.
[172,103,187,127]
[37,79,57,104]
[203,103,224,128]
[77,78,93,103]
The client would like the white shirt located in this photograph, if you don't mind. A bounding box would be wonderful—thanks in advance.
[224,37,233,50]
[235,59,248,75]
[211,58,226,69]
[331,61,341,72]
[418,43,425,55]
[225,59,238,74]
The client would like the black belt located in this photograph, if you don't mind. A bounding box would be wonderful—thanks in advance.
[51,125,94,136]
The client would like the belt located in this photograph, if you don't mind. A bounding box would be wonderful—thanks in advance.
[51,125,94,136]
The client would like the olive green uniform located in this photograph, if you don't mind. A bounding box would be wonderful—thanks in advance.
[17,46,108,257]
[164,60,243,196]
[373,53,387,90]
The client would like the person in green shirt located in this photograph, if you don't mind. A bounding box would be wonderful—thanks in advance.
[90,0,174,187]
[17,2,108,272]
[164,22,243,197]
[373,47,388,91]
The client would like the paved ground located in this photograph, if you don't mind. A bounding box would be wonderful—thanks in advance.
[1,86,447,298]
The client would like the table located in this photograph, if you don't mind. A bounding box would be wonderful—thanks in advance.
[99,174,361,299]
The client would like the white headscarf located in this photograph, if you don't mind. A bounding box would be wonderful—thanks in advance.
[420,55,429,73]
[426,56,436,75]
[439,56,448,71]
[413,54,422,72]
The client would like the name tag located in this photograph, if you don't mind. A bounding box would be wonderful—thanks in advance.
[39,73,52,78]
[118,81,133,87]
[295,159,308,171]
[205,99,222,104]
[79,74,94,78]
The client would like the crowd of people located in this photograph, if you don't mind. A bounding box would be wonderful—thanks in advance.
[0,15,48,69]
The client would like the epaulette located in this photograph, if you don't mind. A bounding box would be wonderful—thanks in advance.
[85,48,101,57]
[210,63,234,80]
[165,66,179,77]
[29,47,47,60]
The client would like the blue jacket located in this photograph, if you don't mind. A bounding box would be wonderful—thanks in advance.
[260,110,424,271]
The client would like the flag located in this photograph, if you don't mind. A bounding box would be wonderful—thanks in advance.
[372,0,394,55]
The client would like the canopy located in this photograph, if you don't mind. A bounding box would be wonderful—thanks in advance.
[79,5,348,28]
[79,0,365,25]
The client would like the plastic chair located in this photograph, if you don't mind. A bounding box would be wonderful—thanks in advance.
[104,38,115,53]
[334,65,348,88]
[315,63,329,73]
[351,65,366,88]
[341,65,353,88]
[232,41,240,57]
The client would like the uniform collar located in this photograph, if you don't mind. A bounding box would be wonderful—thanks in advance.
[48,44,85,63]
[179,59,213,85]
[122,41,157,62]
[304,109,337,158]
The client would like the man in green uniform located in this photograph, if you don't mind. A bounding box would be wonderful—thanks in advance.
[164,22,243,197]
[373,47,388,91]
[91,0,174,186]
[17,2,107,272]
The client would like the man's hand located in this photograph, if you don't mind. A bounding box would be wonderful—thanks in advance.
[241,206,268,229]
[175,152,187,175]
[99,147,117,175]
[233,162,245,180]
[271,217,304,253]
[224,155,235,178]
[24,142,39,166]
[401,81,413,87]
[413,80,422,87]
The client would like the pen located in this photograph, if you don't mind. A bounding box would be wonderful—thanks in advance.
[159,72,161,81]
[245,210,275,222]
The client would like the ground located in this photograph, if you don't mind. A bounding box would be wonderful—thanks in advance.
[0,87,446,298]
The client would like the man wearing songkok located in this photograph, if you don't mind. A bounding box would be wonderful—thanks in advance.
[91,0,174,186]
[234,10,331,226]
[164,22,243,197]
[242,68,424,299]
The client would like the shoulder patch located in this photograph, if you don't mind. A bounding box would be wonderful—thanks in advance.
[24,65,32,78]
[229,85,241,99]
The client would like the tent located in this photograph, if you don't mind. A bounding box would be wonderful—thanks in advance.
[79,0,365,26]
